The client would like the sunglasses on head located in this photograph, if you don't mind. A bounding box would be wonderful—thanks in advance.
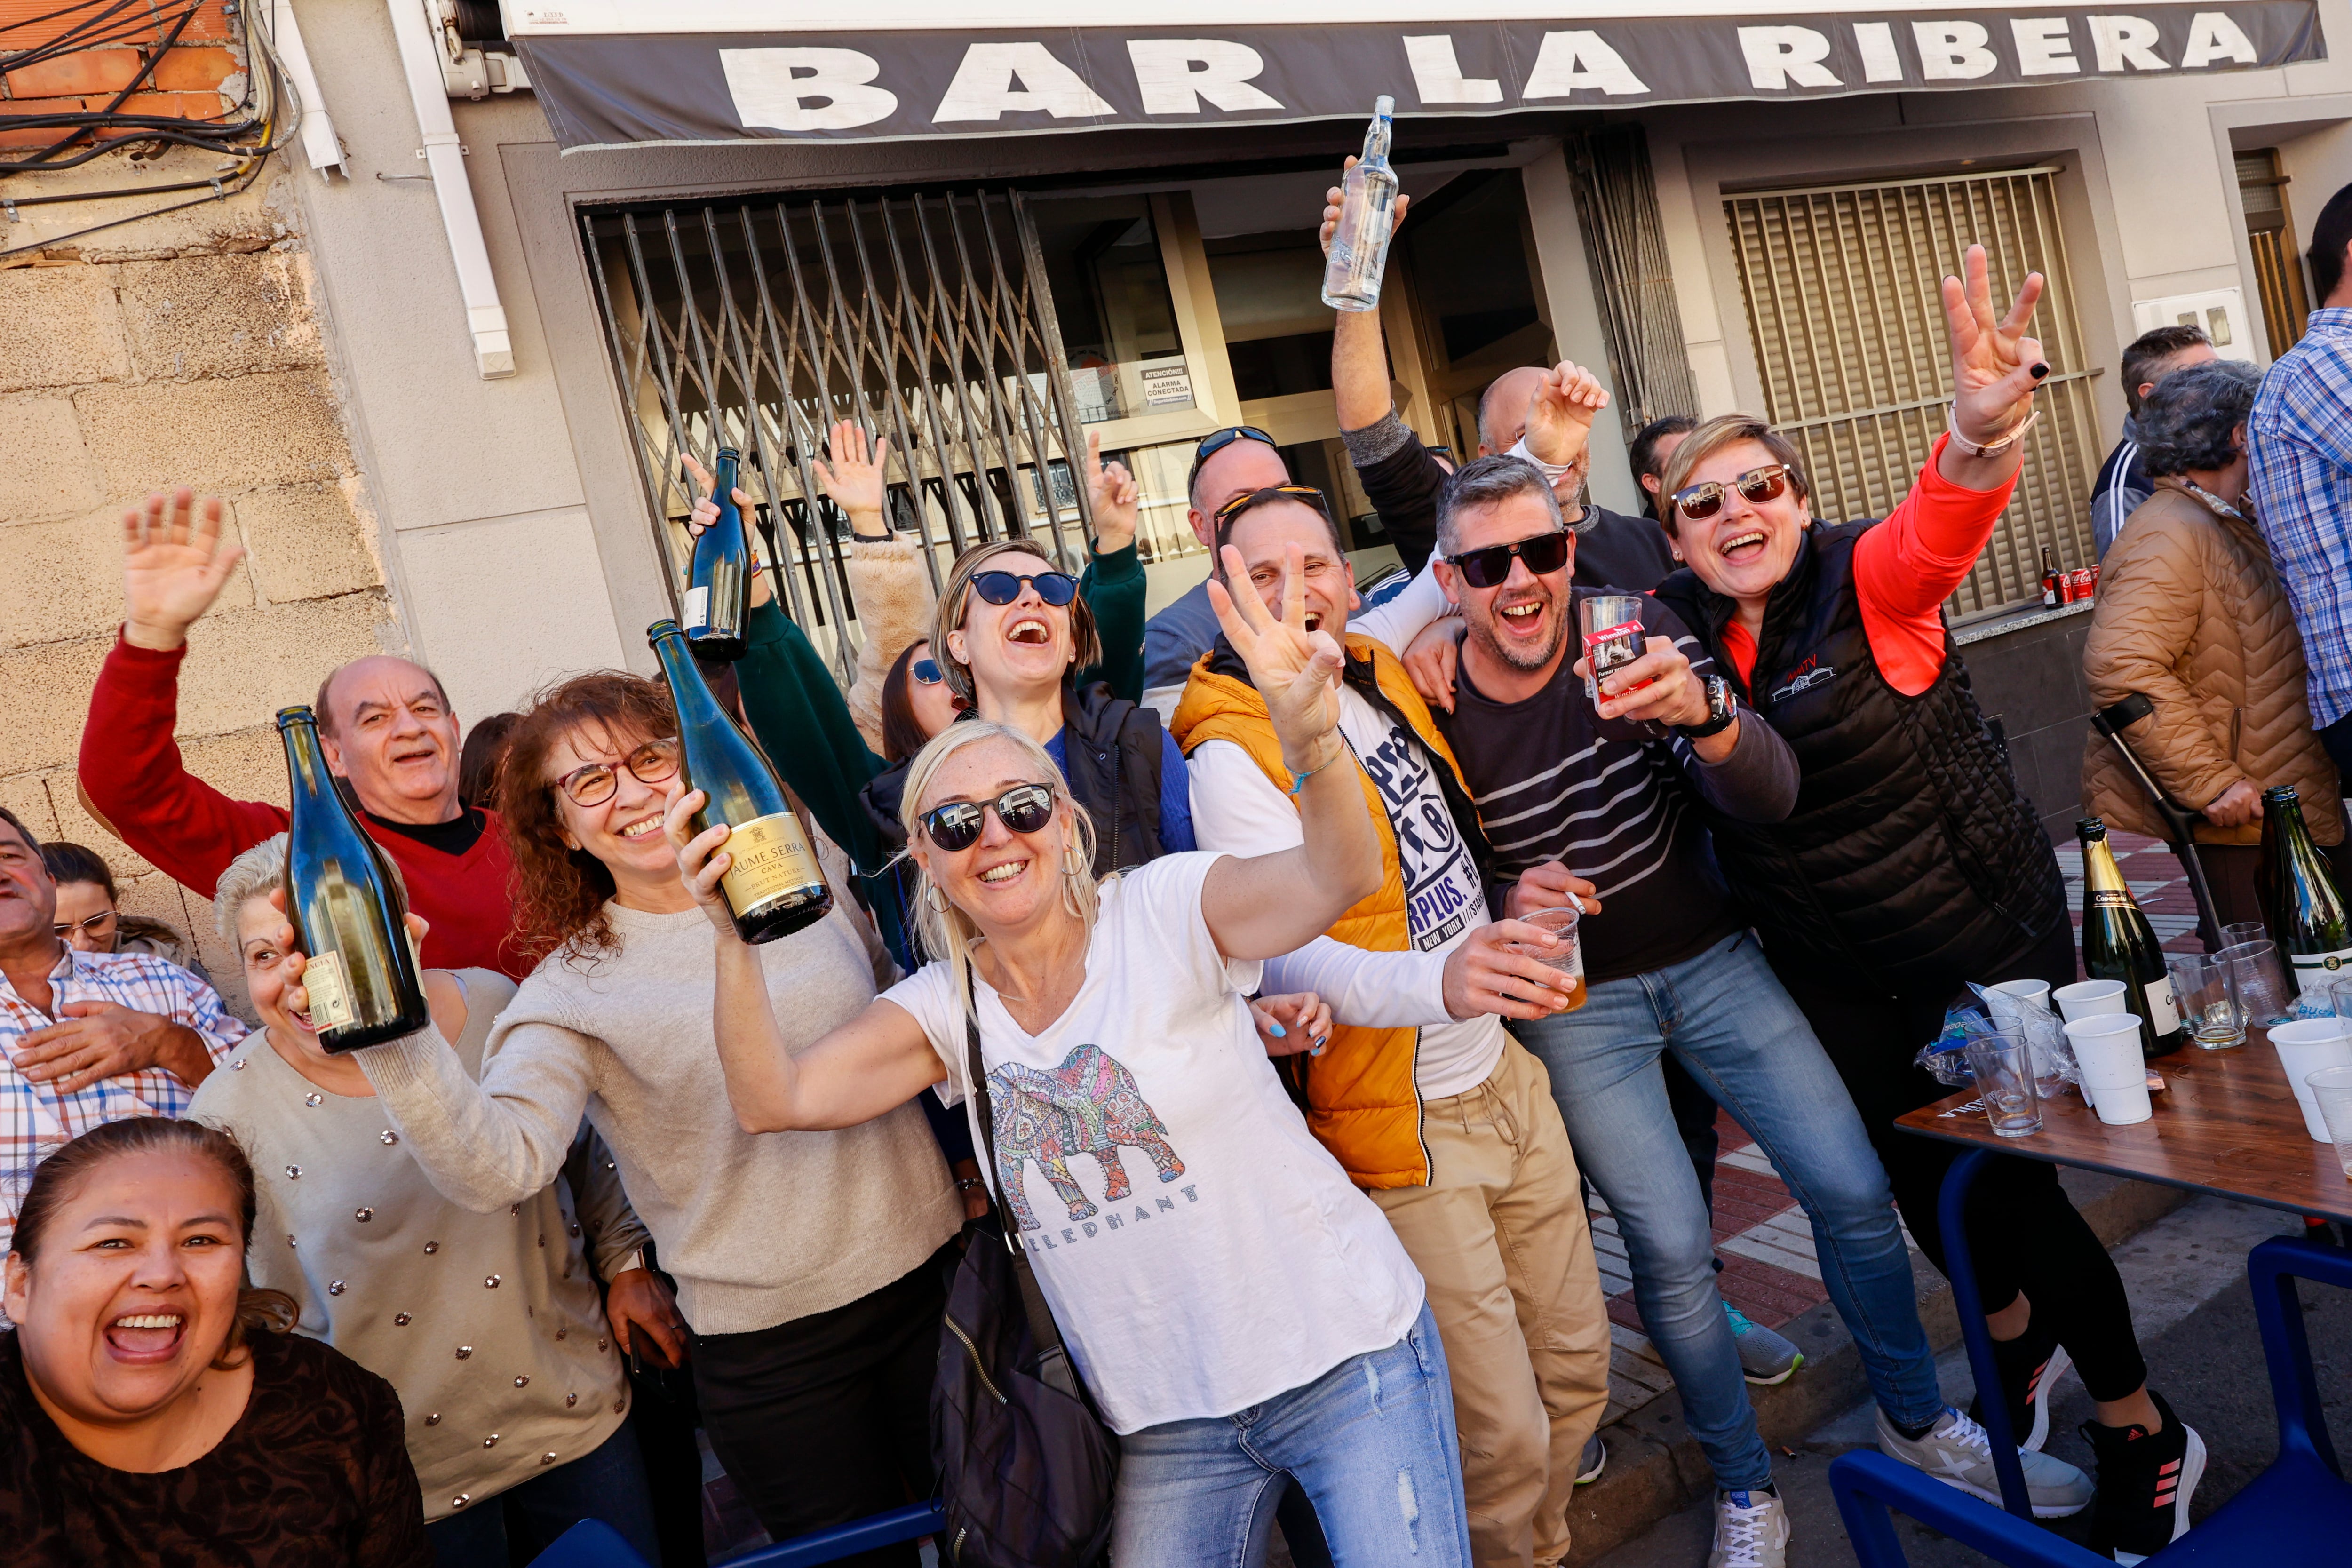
[969,569,1079,607]
[1672,464,1790,522]
[1445,530,1572,590]
[919,783,1058,852]
[1185,426,1280,493]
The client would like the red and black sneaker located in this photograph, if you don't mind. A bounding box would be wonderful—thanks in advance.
[1967,1318,2070,1452]
[2079,1390,2206,1564]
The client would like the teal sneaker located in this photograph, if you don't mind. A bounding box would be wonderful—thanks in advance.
[1727,1305,1804,1385]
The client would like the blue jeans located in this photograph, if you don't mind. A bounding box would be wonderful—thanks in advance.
[1509,931,1941,1491]
[424,1419,661,1567]
[1112,1301,1471,1568]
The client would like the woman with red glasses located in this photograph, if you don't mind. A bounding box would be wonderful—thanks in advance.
[1649,244,2205,1560]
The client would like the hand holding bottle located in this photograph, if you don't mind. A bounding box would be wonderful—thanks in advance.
[1319,156,1411,257]
[661,781,743,942]
[121,487,246,652]
[682,453,772,610]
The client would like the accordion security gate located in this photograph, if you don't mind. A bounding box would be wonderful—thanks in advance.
[1725,166,2103,619]
[581,190,1099,681]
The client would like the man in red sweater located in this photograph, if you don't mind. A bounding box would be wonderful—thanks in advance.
[78,488,526,979]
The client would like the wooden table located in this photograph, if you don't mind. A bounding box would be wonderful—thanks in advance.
[1894,1025,2352,1518]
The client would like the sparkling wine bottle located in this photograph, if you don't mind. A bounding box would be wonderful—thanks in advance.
[276,706,431,1054]
[684,447,751,663]
[2078,817,2184,1059]
[1321,96,1398,312]
[650,618,833,943]
[2257,785,2352,1002]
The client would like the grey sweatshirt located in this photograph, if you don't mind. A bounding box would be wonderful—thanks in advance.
[191,970,641,1521]
[355,886,963,1336]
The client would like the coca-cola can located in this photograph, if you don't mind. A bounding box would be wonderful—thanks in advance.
[2070,566,2094,602]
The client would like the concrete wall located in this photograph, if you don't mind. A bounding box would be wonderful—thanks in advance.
[0,155,400,1007]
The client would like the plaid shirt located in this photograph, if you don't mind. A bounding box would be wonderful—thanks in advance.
[2250,307,2352,730]
[0,947,248,1251]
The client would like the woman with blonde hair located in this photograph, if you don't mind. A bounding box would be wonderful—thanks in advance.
[670,547,1467,1565]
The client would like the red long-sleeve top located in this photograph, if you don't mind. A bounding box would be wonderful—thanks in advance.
[78,633,530,980]
[1719,436,2017,697]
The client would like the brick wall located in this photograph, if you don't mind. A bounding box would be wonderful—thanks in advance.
[0,156,401,1013]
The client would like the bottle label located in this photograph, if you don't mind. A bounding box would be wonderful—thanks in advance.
[302,949,354,1031]
[2090,890,2130,907]
[2143,977,2180,1035]
[2288,947,2352,996]
[722,812,823,915]
[683,586,710,629]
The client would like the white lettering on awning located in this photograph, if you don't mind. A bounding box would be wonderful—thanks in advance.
[2013,17,2081,72]
[2089,16,2170,70]
[1740,26,1842,89]
[1853,21,1907,81]
[1403,34,1502,104]
[1127,39,1283,114]
[2182,11,2260,64]
[721,47,898,131]
[1914,20,2001,79]
[934,41,1116,121]
[1521,30,1649,98]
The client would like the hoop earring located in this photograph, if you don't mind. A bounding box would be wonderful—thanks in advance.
[925,883,950,916]
[1062,841,1086,879]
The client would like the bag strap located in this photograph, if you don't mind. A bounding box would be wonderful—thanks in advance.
[963,1006,1088,1402]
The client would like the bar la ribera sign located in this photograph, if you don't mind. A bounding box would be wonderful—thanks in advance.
[509,4,2322,151]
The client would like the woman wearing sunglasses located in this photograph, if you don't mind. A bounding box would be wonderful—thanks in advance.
[1649,244,2203,1559]
[344,670,969,1560]
[672,549,1469,1568]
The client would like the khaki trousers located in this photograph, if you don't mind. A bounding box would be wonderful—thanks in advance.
[1370,1037,1612,1568]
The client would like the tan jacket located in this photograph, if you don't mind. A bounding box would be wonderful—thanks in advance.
[2081,482,2343,846]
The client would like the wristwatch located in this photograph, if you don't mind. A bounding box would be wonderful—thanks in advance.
[1673,674,1737,740]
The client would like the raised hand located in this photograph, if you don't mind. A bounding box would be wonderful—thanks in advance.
[1521,361,1612,469]
[1319,156,1411,257]
[121,488,245,652]
[1206,541,1345,773]
[680,453,772,609]
[1941,242,2046,450]
[810,419,891,537]
[1084,429,1139,557]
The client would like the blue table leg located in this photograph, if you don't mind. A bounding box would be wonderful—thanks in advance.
[1937,1146,2034,1519]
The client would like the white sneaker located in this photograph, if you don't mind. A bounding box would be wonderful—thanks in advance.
[1708,1488,1789,1568]
[1875,1406,2094,1519]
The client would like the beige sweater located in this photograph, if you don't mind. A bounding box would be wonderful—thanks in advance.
[844,533,937,754]
[191,971,639,1521]
[356,863,961,1336]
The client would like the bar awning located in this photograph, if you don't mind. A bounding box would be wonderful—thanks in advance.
[507,3,2323,154]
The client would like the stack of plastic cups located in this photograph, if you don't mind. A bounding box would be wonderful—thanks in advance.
[2267,1018,2352,1143]
[2063,1013,2152,1125]
[2052,979,2129,1114]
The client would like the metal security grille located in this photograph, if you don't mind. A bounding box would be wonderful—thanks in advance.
[1725,167,2102,617]
[581,189,1097,679]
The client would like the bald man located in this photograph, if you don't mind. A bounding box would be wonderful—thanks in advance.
[77,489,525,978]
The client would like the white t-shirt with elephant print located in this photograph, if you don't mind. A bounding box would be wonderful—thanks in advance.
[884,851,1425,1434]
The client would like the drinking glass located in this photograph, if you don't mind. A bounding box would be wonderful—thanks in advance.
[2328,975,2352,1024]
[1511,906,1587,1014]
[2221,921,2268,950]
[2166,952,2244,1049]
[2306,1063,2352,1178]
[1579,594,1646,703]
[1964,1034,2042,1138]
[2220,939,2296,1027]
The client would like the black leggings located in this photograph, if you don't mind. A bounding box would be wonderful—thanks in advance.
[1771,922,2150,1403]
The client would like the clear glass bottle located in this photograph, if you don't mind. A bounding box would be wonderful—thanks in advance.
[1321,96,1398,313]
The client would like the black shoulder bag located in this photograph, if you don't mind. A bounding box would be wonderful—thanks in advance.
[932,1010,1119,1566]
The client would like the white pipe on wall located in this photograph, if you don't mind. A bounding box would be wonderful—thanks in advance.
[386,0,516,378]
[266,0,347,177]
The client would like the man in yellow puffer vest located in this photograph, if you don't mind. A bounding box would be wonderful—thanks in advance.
[1175,485,1611,1568]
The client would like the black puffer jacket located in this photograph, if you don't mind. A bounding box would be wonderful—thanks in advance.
[1653,521,2065,993]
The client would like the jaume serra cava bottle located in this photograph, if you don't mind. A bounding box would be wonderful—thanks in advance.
[1321,96,1398,312]
[277,706,430,1053]
[684,447,750,663]
[2257,785,2352,999]
[649,619,833,943]
[2078,817,2184,1059]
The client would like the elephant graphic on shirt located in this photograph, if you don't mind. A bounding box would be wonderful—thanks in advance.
[986,1043,1185,1232]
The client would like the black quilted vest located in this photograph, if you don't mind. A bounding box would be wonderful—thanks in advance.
[1652,521,2064,993]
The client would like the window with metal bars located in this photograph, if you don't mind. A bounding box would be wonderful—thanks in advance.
[579,189,1100,682]
[1724,166,2103,616]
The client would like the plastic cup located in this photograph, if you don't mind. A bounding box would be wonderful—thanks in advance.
[2306,1064,2352,1179]
[1579,594,1646,703]
[1510,906,1588,1013]
[2053,979,2128,1023]
[1984,979,2051,1032]
[2167,952,2245,1050]
[2268,1018,2352,1143]
[2066,1014,2152,1125]
[2327,975,2352,1022]
[1964,1034,2042,1138]
[2221,921,2268,949]
[2222,939,2296,1027]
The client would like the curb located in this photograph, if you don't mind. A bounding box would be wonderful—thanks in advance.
[1561,1170,2192,1564]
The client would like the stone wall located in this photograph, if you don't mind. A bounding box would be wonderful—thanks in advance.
[0,161,401,1011]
